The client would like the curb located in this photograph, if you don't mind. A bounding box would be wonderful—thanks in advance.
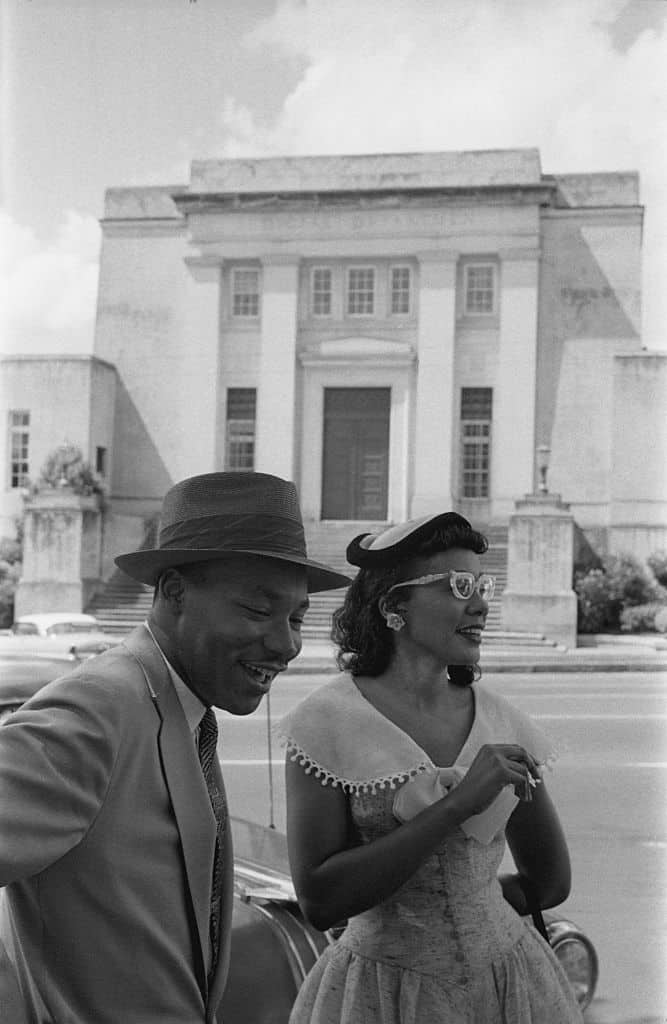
[286,654,667,676]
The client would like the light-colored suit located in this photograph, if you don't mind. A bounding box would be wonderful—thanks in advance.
[0,625,233,1023]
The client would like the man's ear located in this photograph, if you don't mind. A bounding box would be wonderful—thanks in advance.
[157,568,186,612]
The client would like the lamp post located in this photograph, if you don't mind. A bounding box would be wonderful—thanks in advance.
[536,444,551,495]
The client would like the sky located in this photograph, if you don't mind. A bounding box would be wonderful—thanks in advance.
[1,0,665,354]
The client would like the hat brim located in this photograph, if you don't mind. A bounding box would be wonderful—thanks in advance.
[114,548,351,593]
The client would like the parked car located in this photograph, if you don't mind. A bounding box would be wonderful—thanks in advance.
[0,651,82,723]
[0,657,599,1018]
[2,613,119,659]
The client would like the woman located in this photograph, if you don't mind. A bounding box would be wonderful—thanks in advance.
[279,512,583,1023]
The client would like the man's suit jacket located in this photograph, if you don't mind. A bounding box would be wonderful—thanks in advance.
[0,624,234,1023]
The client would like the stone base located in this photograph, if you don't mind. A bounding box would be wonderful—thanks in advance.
[501,591,578,650]
[14,578,100,618]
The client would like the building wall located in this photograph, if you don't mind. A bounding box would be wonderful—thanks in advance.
[609,352,667,559]
[182,191,543,521]
[96,191,213,509]
[0,356,116,537]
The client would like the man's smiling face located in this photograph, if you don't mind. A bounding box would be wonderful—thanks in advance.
[169,554,309,714]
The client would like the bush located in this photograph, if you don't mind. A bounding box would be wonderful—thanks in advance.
[575,552,666,633]
[604,553,662,607]
[647,551,667,588]
[33,444,104,498]
[655,607,667,634]
[620,603,666,633]
[575,569,616,633]
[0,524,23,628]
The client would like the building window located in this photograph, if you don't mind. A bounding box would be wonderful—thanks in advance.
[95,446,107,476]
[311,268,332,316]
[225,389,256,471]
[460,388,492,498]
[464,264,495,315]
[390,266,411,315]
[9,411,30,488]
[232,269,260,317]
[347,267,375,316]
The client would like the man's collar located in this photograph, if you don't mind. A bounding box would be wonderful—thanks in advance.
[144,621,207,732]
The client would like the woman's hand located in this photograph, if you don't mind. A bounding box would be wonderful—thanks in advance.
[450,743,542,817]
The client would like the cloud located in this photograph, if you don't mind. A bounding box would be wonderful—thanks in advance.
[0,210,100,354]
[221,0,666,348]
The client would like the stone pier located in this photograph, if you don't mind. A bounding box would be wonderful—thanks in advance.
[15,490,103,616]
[501,493,577,649]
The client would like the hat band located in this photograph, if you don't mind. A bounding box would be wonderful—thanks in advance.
[158,513,307,557]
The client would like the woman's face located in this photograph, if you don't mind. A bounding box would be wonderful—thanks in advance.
[390,547,489,667]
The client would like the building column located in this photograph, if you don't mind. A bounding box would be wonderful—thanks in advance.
[411,251,458,517]
[255,256,299,481]
[181,256,221,476]
[491,249,540,519]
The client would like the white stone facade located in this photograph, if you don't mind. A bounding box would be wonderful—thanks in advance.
[2,149,663,568]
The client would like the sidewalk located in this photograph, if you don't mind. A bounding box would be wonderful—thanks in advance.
[288,633,667,675]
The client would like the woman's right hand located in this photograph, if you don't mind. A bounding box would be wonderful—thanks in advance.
[450,744,542,817]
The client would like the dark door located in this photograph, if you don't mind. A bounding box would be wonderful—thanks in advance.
[321,388,390,519]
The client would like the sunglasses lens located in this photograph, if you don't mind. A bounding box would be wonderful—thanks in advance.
[451,573,475,599]
[478,576,495,600]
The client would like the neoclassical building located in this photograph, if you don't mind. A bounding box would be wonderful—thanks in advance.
[2,148,666,583]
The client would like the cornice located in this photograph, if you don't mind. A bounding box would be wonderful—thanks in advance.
[100,219,186,238]
[173,183,556,217]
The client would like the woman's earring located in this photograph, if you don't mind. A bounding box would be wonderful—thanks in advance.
[385,612,405,632]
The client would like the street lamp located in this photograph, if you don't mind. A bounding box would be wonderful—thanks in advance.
[536,444,551,494]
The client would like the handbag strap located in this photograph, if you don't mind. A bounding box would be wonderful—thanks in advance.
[517,876,549,942]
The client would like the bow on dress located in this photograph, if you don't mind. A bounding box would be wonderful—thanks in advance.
[392,766,520,845]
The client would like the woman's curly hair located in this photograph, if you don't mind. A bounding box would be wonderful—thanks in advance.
[332,519,488,686]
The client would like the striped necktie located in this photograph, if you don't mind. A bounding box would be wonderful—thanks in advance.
[198,707,227,981]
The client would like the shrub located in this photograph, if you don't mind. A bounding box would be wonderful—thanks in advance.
[33,444,104,498]
[647,550,667,588]
[0,524,23,628]
[655,607,667,634]
[575,569,616,633]
[604,553,662,607]
[575,552,666,633]
[620,603,666,633]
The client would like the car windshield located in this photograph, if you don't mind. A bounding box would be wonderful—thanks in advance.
[12,623,39,635]
[45,622,99,636]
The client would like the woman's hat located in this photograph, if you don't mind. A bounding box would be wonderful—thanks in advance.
[346,511,473,568]
[115,472,352,592]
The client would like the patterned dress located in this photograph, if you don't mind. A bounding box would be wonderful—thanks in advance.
[280,676,584,1024]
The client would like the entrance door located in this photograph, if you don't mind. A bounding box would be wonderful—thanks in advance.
[321,388,390,519]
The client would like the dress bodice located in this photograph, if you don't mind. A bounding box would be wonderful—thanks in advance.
[282,676,583,1023]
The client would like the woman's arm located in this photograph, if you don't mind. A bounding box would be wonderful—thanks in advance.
[501,779,572,914]
[286,742,542,930]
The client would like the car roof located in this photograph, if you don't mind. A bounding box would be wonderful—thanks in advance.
[15,613,99,627]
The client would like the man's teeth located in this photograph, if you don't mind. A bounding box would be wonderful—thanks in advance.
[244,664,273,683]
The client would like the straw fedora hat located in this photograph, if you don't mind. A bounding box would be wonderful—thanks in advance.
[115,472,351,593]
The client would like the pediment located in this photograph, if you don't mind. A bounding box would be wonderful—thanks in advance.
[301,336,414,364]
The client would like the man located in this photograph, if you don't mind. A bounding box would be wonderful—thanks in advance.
[0,472,350,1023]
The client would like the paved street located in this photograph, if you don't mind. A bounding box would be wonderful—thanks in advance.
[217,670,667,1024]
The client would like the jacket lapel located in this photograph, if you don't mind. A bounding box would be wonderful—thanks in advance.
[123,626,216,992]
